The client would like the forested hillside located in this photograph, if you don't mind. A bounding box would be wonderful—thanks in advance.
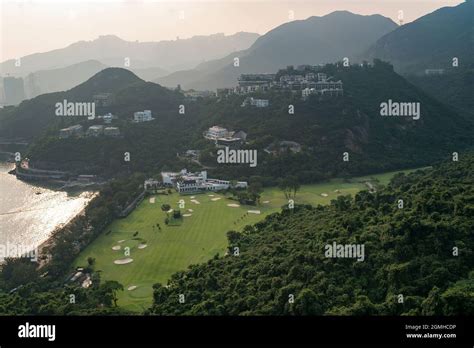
[408,66,474,116]
[364,1,473,74]
[149,154,474,315]
[19,62,474,183]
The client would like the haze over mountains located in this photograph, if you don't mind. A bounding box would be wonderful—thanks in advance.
[156,11,398,90]
[362,0,473,114]
[0,32,260,75]
[0,32,259,103]
[0,2,471,111]
[364,0,474,74]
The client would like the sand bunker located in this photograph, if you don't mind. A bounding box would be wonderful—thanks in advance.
[321,193,328,197]
[208,194,215,197]
[190,196,195,199]
[227,203,240,208]
[247,210,261,214]
[149,197,155,203]
[167,209,174,213]
[114,258,134,265]
[127,285,137,291]
[112,245,121,251]
[191,199,200,204]
[138,244,148,249]
[188,209,194,212]
[118,240,126,243]
[183,214,192,217]
[262,200,270,204]
[211,197,222,201]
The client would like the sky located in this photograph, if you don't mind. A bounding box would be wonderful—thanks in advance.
[0,0,466,62]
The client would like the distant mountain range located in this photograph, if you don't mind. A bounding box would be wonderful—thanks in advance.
[156,11,398,90]
[21,60,170,99]
[0,32,259,104]
[364,0,473,74]
[0,32,260,76]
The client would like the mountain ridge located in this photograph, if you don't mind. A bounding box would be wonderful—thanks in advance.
[155,11,398,90]
[364,1,474,74]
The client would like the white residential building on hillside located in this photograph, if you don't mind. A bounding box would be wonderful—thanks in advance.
[241,97,269,108]
[86,125,104,137]
[99,112,116,124]
[204,126,229,140]
[133,110,154,123]
[59,124,83,138]
[104,127,120,136]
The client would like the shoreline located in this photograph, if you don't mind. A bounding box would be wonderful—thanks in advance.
[37,191,99,268]
[1,161,98,266]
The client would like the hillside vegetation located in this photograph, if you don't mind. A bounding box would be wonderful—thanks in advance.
[149,154,474,315]
[14,62,474,185]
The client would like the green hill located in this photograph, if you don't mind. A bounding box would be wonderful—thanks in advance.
[364,1,474,74]
[19,61,474,181]
[407,66,474,116]
[149,154,474,315]
[0,68,146,140]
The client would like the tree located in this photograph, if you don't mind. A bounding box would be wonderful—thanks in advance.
[278,176,299,199]
[294,289,323,315]
[1,257,38,290]
[442,278,474,315]
[101,281,124,307]
[161,203,171,212]
[278,178,292,200]
[288,175,300,199]
[421,286,445,315]
[87,257,96,267]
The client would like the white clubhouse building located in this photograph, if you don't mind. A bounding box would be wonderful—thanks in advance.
[161,169,247,194]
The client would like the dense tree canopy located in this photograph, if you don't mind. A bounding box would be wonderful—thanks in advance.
[148,155,474,315]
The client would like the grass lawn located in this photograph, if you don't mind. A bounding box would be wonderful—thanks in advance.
[74,166,429,312]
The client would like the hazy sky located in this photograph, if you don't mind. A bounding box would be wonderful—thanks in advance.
[0,0,465,62]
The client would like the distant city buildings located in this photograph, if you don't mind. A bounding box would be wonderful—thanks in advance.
[159,169,247,194]
[2,76,26,106]
[133,110,154,123]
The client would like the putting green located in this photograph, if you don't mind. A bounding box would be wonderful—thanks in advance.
[74,167,428,312]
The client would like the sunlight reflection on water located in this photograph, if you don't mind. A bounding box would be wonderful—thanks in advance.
[0,162,94,252]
